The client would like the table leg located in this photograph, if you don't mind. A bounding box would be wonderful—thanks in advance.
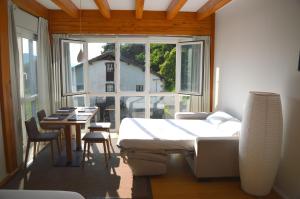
[76,124,82,151]
[65,125,72,164]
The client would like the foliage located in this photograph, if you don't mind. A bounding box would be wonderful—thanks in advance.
[102,43,176,91]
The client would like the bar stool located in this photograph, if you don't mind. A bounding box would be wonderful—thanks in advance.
[82,132,111,168]
[88,122,114,152]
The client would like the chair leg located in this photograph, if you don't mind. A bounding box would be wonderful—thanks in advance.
[24,140,31,169]
[108,133,115,153]
[56,138,61,155]
[50,141,54,164]
[82,141,87,167]
[33,142,37,160]
[106,140,111,159]
[37,142,40,153]
[60,129,64,147]
[103,142,108,169]
[87,143,91,159]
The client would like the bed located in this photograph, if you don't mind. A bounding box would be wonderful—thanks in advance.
[117,111,241,177]
[0,190,85,199]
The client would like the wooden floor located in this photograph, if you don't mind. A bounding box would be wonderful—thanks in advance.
[150,154,282,199]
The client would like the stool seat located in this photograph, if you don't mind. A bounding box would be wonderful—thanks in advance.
[82,132,109,142]
[89,122,111,130]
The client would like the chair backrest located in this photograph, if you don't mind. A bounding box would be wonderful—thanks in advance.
[25,117,40,139]
[37,109,46,123]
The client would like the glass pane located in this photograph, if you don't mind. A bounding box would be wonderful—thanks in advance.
[179,95,191,112]
[87,43,116,93]
[24,99,38,120]
[120,43,145,91]
[120,96,145,120]
[22,38,37,97]
[150,44,176,92]
[72,96,85,107]
[62,42,85,93]
[150,96,175,119]
[90,96,116,129]
[181,44,202,94]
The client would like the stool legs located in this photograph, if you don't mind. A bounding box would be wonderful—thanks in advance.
[82,141,109,169]
[82,141,87,167]
[106,140,111,158]
[50,141,54,164]
[103,142,108,168]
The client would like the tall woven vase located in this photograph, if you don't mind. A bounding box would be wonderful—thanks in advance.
[239,92,283,196]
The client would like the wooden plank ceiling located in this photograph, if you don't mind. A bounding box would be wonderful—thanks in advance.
[13,0,231,20]
[12,0,232,35]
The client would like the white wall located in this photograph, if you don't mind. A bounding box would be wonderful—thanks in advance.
[88,60,163,92]
[0,107,7,183]
[214,0,300,198]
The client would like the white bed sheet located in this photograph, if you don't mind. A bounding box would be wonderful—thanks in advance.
[117,118,241,151]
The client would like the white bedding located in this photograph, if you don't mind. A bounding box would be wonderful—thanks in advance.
[117,117,241,151]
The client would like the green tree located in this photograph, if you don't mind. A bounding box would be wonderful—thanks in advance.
[158,47,176,91]
[102,43,176,91]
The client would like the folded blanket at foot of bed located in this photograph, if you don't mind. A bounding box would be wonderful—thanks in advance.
[121,151,168,176]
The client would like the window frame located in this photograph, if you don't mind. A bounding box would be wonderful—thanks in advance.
[61,39,88,97]
[60,36,206,131]
[177,41,204,96]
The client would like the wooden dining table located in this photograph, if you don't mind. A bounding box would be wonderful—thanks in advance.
[40,107,98,166]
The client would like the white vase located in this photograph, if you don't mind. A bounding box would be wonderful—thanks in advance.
[239,91,283,196]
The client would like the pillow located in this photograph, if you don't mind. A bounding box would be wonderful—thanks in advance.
[217,118,241,136]
[175,112,209,120]
[206,111,234,125]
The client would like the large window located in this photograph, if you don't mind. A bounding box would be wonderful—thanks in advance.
[18,35,39,163]
[19,37,38,120]
[61,38,206,131]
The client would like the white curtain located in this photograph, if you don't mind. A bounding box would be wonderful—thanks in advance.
[50,34,69,112]
[190,36,210,112]
[8,1,23,165]
[37,18,51,114]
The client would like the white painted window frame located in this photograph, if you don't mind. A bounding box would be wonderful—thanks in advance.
[61,36,204,132]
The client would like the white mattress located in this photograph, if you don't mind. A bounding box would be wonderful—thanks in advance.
[118,118,241,151]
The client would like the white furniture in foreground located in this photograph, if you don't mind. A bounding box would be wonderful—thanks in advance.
[117,111,241,177]
[0,190,85,199]
[239,92,283,196]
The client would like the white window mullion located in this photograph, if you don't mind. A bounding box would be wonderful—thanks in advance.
[176,43,181,93]
[115,43,121,131]
[83,42,89,106]
[145,42,150,118]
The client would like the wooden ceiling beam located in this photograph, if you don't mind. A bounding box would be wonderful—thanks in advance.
[49,10,213,36]
[51,0,79,18]
[13,0,49,19]
[197,0,231,20]
[135,0,144,19]
[167,0,187,20]
[94,0,111,19]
